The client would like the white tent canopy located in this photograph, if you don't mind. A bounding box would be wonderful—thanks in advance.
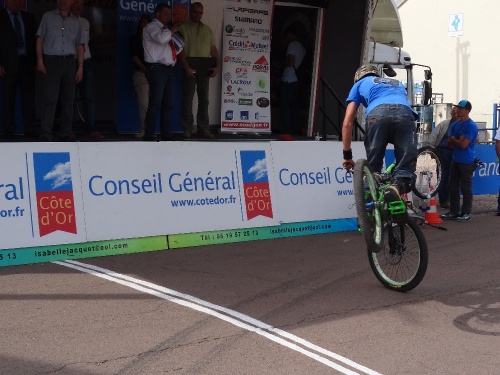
[371,0,404,47]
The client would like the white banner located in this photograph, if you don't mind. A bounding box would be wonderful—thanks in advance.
[271,142,366,223]
[220,0,273,133]
[79,142,279,241]
[1,140,368,250]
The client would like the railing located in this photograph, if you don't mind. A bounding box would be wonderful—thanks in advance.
[317,76,364,141]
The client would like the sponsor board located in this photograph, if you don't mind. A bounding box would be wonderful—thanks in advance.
[270,142,366,223]
[0,144,86,249]
[220,0,272,134]
[79,142,279,241]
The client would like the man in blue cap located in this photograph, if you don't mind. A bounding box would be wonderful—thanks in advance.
[441,99,478,222]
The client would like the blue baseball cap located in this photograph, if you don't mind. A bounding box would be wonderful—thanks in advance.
[453,100,472,111]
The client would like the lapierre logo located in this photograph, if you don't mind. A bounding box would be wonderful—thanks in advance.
[240,150,273,220]
[33,152,77,237]
[226,6,269,15]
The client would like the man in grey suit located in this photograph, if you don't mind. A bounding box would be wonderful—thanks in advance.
[0,0,38,139]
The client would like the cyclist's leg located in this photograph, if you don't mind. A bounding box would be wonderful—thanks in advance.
[365,111,391,173]
[391,111,418,193]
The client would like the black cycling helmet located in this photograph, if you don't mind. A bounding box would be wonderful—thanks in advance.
[354,64,380,82]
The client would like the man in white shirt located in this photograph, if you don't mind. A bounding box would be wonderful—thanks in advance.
[142,3,182,141]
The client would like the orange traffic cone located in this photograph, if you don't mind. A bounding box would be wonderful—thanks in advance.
[425,197,443,224]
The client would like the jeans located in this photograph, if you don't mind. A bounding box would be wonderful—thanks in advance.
[436,146,453,204]
[75,59,96,133]
[365,104,418,191]
[181,72,210,132]
[449,160,476,215]
[279,81,300,135]
[144,64,174,138]
[39,57,77,140]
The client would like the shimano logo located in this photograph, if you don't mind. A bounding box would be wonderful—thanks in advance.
[235,16,262,24]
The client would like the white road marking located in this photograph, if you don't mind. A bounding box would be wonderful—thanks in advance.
[56,260,383,375]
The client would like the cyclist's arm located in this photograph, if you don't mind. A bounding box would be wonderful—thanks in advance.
[342,101,358,170]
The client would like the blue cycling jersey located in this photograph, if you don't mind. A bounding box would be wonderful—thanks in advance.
[346,76,418,119]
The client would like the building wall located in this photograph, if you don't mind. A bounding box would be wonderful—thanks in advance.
[398,0,499,131]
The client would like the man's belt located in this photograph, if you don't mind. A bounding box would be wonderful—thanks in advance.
[145,62,174,68]
[44,54,76,60]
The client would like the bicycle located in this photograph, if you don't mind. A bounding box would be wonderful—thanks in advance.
[353,159,429,292]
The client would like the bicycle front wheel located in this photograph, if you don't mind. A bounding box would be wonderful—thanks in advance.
[353,159,384,253]
[368,218,428,292]
[412,146,443,199]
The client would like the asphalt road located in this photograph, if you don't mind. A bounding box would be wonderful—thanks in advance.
[1,210,499,375]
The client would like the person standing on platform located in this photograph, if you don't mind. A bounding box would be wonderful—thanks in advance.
[429,106,459,208]
[71,0,104,140]
[130,14,152,139]
[441,100,478,222]
[142,3,182,141]
[279,24,306,141]
[36,0,84,142]
[0,0,38,139]
[179,2,219,139]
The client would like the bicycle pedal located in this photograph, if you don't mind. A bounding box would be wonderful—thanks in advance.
[387,200,407,225]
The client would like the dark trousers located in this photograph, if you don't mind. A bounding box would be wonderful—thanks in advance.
[449,160,475,215]
[279,81,300,135]
[436,146,453,204]
[144,64,174,138]
[181,72,210,132]
[39,57,77,140]
[1,56,37,135]
[75,58,96,133]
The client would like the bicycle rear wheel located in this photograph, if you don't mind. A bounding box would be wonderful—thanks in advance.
[353,159,384,253]
[412,146,442,199]
[368,218,428,292]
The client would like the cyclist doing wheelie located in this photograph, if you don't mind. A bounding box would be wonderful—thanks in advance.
[341,64,419,222]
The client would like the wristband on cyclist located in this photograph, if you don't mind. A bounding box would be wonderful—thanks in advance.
[343,149,353,160]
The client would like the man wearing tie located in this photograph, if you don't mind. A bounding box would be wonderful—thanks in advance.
[0,0,38,139]
[142,3,182,141]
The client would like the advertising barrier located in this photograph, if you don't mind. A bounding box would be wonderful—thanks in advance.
[1,141,498,267]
